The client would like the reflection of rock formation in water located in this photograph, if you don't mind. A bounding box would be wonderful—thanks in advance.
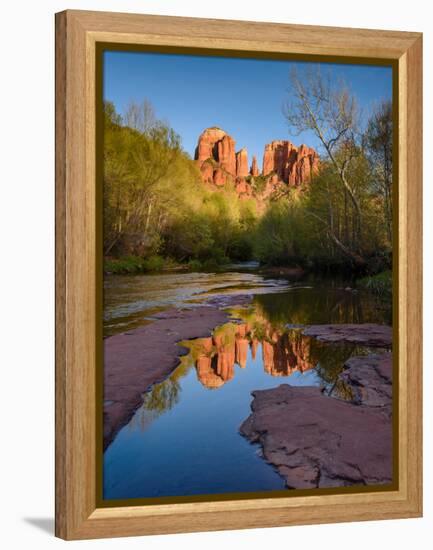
[251,338,258,360]
[195,336,235,389]
[235,324,249,368]
[196,355,228,389]
[193,320,316,389]
[194,326,238,389]
[262,330,314,376]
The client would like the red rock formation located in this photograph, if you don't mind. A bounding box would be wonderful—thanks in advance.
[195,127,237,186]
[236,148,249,178]
[195,129,319,198]
[250,155,259,177]
[262,140,319,186]
[217,134,236,176]
[195,127,227,164]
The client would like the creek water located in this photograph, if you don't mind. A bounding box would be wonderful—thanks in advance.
[103,269,391,500]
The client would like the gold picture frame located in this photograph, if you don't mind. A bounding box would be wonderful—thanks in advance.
[55,9,422,540]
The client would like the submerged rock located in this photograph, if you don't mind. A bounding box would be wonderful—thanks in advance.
[240,352,393,489]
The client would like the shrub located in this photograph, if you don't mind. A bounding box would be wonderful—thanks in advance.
[357,270,392,297]
[202,258,220,271]
[187,259,203,272]
[104,256,145,274]
[143,255,164,272]
[104,254,165,274]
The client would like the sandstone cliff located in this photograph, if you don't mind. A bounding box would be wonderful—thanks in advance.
[235,148,249,178]
[250,155,259,177]
[195,127,319,199]
[263,140,319,186]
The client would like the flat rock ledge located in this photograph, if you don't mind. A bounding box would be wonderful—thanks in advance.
[303,323,392,348]
[104,306,228,450]
[240,353,393,489]
[104,294,252,451]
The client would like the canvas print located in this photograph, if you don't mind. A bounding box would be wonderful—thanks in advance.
[102,51,394,501]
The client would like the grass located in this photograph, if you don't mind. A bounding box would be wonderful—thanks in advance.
[357,270,392,297]
[104,254,231,275]
[104,255,165,274]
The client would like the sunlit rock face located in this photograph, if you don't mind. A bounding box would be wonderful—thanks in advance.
[262,140,319,185]
[194,127,236,184]
[236,148,249,178]
[195,128,319,199]
[250,155,259,177]
[195,127,228,164]
[217,134,237,176]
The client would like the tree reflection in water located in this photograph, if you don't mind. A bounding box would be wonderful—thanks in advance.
[129,289,388,431]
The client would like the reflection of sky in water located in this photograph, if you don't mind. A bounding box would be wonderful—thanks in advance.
[104,344,289,500]
[103,271,391,500]
[104,319,369,499]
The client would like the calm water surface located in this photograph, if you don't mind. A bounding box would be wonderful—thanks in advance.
[103,270,391,500]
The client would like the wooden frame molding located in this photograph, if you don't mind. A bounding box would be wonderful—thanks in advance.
[55,9,422,540]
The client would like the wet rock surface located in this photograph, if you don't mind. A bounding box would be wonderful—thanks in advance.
[240,351,393,489]
[303,323,392,348]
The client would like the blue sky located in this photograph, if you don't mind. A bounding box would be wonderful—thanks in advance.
[103,51,393,167]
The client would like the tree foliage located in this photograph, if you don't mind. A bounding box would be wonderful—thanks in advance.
[103,101,257,265]
[104,84,393,275]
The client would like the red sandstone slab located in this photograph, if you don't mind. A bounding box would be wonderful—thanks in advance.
[240,353,393,489]
[303,323,392,347]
